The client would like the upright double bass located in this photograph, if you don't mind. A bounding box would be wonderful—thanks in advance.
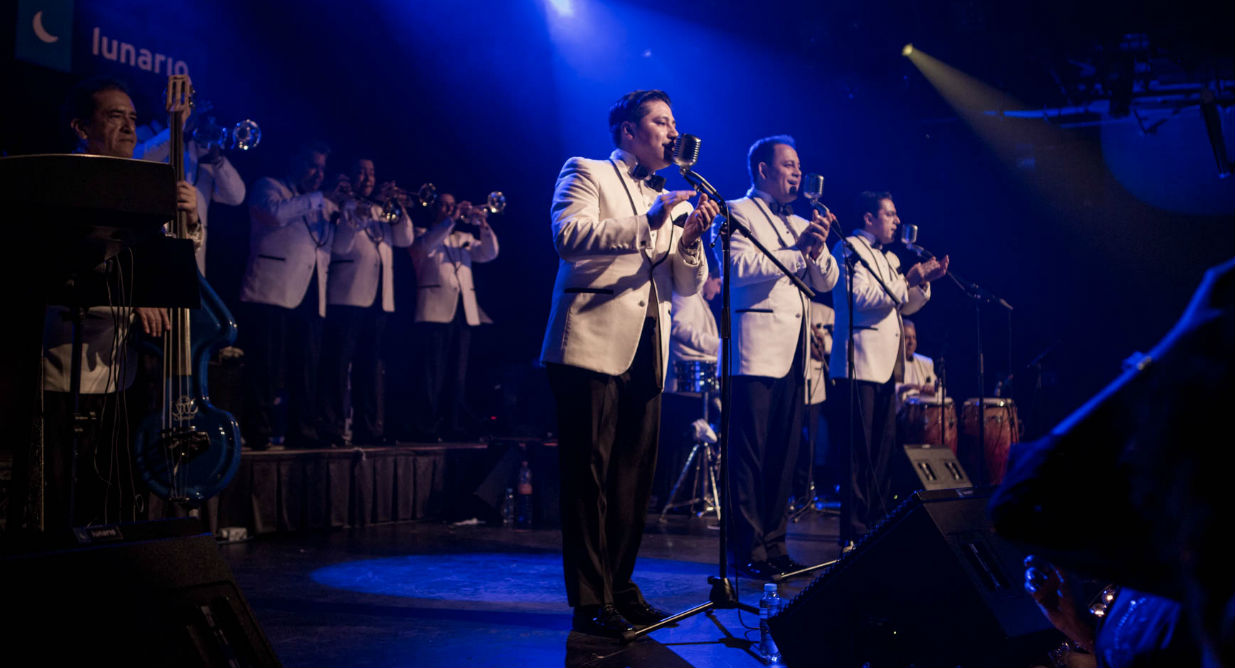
[134,75,242,504]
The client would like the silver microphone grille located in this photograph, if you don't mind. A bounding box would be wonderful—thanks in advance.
[804,173,825,200]
[673,134,701,169]
[901,223,918,245]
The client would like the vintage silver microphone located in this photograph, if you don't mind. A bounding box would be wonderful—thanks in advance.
[900,222,935,258]
[673,134,701,170]
[802,173,831,217]
[671,134,722,203]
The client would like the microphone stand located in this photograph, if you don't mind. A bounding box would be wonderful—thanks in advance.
[908,244,1013,485]
[625,165,818,642]
[773,205,907,582]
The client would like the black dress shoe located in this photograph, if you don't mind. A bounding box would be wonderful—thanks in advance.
[769,555,808,576]
[615,598,670,626]
[571,605,633,637]
[736,560,778,579]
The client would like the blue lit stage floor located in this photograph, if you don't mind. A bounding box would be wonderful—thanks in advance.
[223,511,841,667]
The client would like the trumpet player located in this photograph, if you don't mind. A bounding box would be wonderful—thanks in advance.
[319,159,414,446]
[239,140,342,450]
[407,191,499,442]
[134,112,245,276]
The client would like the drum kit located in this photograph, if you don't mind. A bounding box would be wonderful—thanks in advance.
[897,393,1020,485]
[658,360,722,521]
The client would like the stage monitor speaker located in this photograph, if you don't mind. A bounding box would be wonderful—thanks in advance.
[1,518,281,667]
[768,489,1061,668]
[889,444,972,505]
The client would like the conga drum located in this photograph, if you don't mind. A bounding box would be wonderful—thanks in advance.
[897,396,957,453]
[673,360,719,395]
[960,397,1020,484]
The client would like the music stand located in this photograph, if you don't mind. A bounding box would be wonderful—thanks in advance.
[2,154,197,533]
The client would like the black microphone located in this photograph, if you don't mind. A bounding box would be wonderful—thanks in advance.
[673,134,701,170]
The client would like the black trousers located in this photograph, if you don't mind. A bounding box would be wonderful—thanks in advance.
[320,304,387,444]
[832,377,898,544]
[409,309,471,438]
[727,343,806,564]
[546,317,661,609]
[240,292,323,448]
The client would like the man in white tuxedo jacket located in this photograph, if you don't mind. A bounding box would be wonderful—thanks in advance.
[407,191,498,441]
[239,142,343,450]
[540,89,719,637]
[135,124,246,276]
[716,135,839,578]
[320,159,414,445]
[829,191,949,544]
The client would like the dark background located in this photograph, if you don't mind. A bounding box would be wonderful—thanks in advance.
[4,0,1232,439]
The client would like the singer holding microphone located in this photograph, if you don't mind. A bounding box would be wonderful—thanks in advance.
[713,135,839,579]
[830,191,949,547]
[540,89,719,637]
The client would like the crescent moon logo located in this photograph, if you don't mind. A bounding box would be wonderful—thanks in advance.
[33,10,60,44]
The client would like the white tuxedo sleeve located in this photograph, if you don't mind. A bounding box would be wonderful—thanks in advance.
[551,157,652,261]
[671,295,719,357]
[838,243,909,313]
[805,247,839,293]
[134,127,171,162]
[723,207,811,289]
[249,178,327,229]
[409,218,455,261]
[205,156,246,206]
[331,202,362,254]
[470,225,499,263]
[390,210,414,248]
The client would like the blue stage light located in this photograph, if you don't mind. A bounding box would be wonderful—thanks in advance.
[547,0,573,18]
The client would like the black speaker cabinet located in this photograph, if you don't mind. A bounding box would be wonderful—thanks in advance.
[889,444,972,505]
[768,489,1061,667]
[1,519,280,667]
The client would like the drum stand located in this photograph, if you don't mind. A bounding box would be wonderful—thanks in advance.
[658,390,721,521]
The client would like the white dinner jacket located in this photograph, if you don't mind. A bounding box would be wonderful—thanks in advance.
[719,192,839,380]
[667,288,719,393]
[896,352,943,410]
[829,230,930,383]
[409,218,498,324]
[806,301,835,405]
[136,134,246,275]
[240,177,342,318]
[539,150,706,383]
[328,201,414,312]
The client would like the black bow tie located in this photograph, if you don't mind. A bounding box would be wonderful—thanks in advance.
[630,164,665,191]
[768,200,794,217]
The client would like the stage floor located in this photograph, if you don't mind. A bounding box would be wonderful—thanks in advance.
[223,509,842,668]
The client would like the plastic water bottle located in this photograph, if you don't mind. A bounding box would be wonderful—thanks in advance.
[500,488,515,528]
[515,461,533,530]
[758,583,782,664]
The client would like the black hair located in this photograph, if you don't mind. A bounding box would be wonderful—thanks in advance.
[747,134,796,184]
[608,89,672,147]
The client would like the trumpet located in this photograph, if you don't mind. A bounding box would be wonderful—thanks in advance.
[484,191,507,215]
[373,181,412,224]
[416,182,438,208]
[193,116,262,152]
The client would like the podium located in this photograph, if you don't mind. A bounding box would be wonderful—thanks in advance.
[1,154,197,533]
